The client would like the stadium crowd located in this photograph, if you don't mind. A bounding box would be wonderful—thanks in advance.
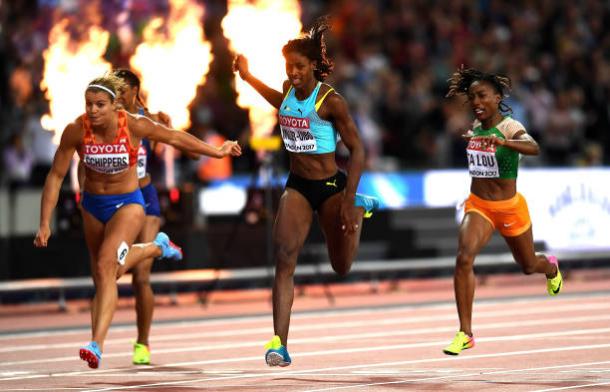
[1,0,608,190]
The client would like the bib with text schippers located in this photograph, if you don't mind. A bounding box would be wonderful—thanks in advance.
[83,143,131,175]
[279,116,318,153]
[467,138,499,178]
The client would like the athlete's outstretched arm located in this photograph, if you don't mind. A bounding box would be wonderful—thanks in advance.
[129,114,242,159]
[501,131,540,155]
[476,130,540,155]
[34,122,80,247]
[233,54,284,109]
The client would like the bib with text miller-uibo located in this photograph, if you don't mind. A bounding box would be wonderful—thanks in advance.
[279,115,318,153]
[467,138,499,178]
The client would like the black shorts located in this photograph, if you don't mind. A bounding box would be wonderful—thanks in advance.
[285,171,347,211]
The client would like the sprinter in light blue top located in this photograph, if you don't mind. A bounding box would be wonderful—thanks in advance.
[233,16,378,368]
[278,82,337,154]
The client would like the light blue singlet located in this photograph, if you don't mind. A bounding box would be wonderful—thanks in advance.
[278,82,337,154]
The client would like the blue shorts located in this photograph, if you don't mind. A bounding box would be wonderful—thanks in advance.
[140,182,161,217]
[81,189,145,224]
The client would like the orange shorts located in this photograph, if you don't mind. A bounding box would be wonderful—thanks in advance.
[464,192,532,237]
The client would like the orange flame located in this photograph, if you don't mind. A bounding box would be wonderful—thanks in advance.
[40,19,111,144]
[222,0,301,141]
[130,0,213,130]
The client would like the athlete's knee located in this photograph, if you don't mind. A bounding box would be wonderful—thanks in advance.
[273,243,298,277]
[95,251,120,280]
[131,270,151,288]
[456,249,476,271]
[330,259,352,276]
[93,260,117,285]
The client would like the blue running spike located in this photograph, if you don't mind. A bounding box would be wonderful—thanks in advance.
[153,232,183,260]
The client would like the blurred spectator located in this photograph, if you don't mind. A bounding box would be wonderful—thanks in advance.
[3,133,33,189]
[190,106,232,183]
[23,106,56,185]
[1,0,609,184]
[544,90,584,165]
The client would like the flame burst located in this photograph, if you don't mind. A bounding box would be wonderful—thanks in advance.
[222,0,301,141]
[130,0,213,130]
[40,19,111,144]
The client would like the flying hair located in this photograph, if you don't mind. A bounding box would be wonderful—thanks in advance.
[282,16,334,81]
[446,66,513,113]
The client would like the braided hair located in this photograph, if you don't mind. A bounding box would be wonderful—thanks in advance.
[282,16,334,81]
[446,67,513,113]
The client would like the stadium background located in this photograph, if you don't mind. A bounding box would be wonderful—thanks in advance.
[0,0,609,297]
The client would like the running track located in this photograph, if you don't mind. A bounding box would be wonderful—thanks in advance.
[1,269,609,391]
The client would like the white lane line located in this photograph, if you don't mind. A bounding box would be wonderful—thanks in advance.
[302,360,610,392]
[2,327,610,383]
[531,381,610,391]
[2,307,610,369]
[2,293,607,341]
[78,347,610,391]
[0,315,610,370]
[3,299,610,355]
[2,389,86,391]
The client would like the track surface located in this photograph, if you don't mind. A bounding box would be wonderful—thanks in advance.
[1,269,609,391]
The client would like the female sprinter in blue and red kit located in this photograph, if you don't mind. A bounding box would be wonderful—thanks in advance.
[114,68,169,365]
[233,18,378,367]
[34,73,241,369]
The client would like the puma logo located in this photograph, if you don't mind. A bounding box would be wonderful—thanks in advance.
[297,108,303,115]
[325,179,337,188]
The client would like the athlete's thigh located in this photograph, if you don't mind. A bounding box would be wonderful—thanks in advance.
[317,192,363,254]
[273,188,313,254]
[458,212,495,257]
[137,215,161,243]
[503,225,536,267]
[98,205,145,263]
[81,208,105,271]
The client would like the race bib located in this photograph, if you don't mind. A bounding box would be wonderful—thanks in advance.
[279,115,317,153]
[137,144,147,179]
[82,143,130,174]
[467,139,499,178]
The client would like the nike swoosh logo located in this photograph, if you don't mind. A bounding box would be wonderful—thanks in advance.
[552,280,562,294]
[325,182,337,188]
[503,222,515,227]
[115,202,125,209]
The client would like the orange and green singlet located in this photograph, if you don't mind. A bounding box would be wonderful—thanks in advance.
[466,117,525,179]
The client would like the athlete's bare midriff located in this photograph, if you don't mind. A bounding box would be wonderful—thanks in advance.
[81,166,139,195]
[471,177,517,201]
[288,152,337,180]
